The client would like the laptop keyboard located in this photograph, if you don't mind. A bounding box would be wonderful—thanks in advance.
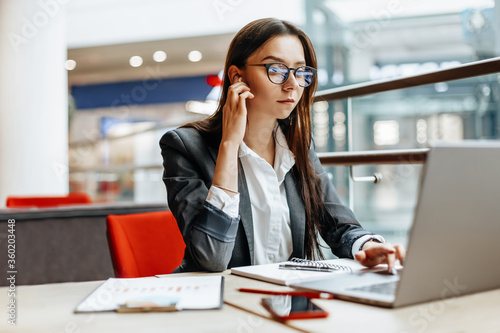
[348,281,398,295]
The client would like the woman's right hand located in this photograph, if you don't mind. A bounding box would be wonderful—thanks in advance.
[221,79,254,146]
[212,78,254,194]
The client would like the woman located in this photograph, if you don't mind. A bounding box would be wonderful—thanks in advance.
[160,18,405,273]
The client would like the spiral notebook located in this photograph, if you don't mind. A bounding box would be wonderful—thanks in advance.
[279,258,354,272]
[231,258,364,286]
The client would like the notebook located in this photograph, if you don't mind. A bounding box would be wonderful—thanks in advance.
[231,257,376,286]
[291,141,500,308]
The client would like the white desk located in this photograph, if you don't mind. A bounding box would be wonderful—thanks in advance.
[0,276,292,333]
[2,271,500,333]
[223,273,500,332]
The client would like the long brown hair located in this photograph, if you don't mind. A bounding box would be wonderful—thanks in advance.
[186,18,327,260]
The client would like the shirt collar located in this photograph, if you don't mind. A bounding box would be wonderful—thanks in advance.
[239,138,255,159]
[274,126,295,183]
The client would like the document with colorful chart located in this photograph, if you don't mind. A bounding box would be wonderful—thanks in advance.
[75,275,224,312]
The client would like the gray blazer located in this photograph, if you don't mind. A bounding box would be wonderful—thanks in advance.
[160,127,374,272]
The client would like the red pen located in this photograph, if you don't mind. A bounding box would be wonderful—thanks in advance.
[238,288,334,299]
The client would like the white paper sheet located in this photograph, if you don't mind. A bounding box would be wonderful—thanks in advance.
[75,275,223,312]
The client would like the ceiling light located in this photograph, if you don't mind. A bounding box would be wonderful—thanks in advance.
[153,51,167,62]
[65,59,76,70]
[129,56,143,67]
[188,50,202,62]
[186,100,217,115]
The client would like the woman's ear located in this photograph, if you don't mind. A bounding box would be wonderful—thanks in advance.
[228,65,243,84]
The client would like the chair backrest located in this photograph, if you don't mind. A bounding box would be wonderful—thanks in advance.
[6,192,92,208]
[106,210,185,278]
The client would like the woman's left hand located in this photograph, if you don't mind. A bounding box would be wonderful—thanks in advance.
[355,241,406,274]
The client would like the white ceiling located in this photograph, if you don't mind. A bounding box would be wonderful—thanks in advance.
[66,0,494,86]
[66,0,305,86]
[67,33,234,86]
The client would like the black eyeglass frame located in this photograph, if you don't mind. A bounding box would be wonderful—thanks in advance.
[246,62,317,87]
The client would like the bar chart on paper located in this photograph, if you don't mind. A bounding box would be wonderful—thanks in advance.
[75,276,223,312]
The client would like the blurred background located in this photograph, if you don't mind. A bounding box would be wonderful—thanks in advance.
[1,0,499,248]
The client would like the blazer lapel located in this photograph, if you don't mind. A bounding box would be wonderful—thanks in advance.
[285,172,305,259]
[238,164,255,265]
[208,135,255,265]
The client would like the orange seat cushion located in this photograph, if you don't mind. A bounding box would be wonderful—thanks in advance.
[6,193,92,208]
[106,211,185,278]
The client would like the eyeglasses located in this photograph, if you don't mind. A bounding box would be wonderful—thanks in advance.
[246,62,317,87]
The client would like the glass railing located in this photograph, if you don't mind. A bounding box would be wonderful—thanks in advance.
[313,57,500,247]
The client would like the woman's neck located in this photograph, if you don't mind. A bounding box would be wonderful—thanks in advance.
[244,118,276,166]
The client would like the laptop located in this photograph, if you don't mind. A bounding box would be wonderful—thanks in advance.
[292,141,500,308]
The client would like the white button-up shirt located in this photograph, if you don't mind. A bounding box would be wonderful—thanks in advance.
[207,126,294,265]
[238,127,295,265]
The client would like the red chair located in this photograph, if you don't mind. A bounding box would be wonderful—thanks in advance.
[5,192,92,208]
[106,211,185,278]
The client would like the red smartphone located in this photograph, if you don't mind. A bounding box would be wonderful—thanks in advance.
[260,295,329,321]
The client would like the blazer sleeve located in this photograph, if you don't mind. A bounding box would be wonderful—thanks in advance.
[308,147,375,258]
[160,129,239,272]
